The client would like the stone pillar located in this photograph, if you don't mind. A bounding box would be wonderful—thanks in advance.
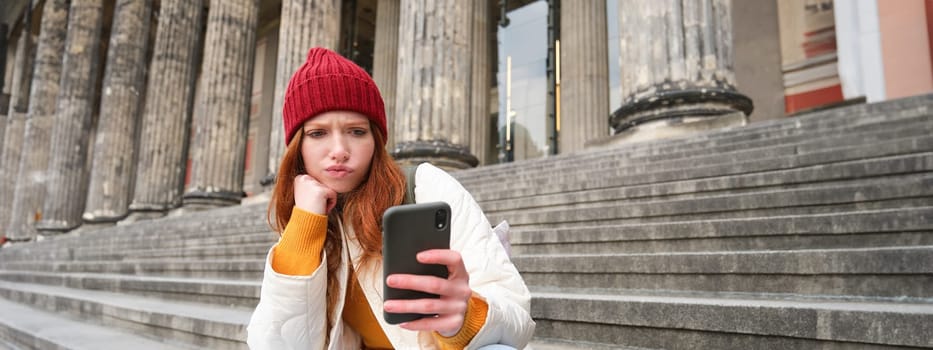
[0,23,7,95]
[183,0,258,208]
[128,0,203,217]
[0,28,36,234]
[264,0,340,187]
[559,0,609,153]
[373,0,399,151]
[83,0,152,224]
[610,0,752,143]
[7,0,69,241]
[393,0,477,169]
[36,0,105,233]
[468,0,491,165]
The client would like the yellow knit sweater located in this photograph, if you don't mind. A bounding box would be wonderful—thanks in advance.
[271,207,488,349]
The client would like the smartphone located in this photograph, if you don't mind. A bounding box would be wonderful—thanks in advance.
[382,201,451,324]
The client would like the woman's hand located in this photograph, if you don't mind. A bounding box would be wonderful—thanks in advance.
[293,174,337,215]
[383,249,472,337]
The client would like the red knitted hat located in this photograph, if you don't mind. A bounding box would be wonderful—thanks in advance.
[283,47,387,145]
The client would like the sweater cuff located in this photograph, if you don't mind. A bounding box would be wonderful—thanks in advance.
[271,206,328,275]
[433,292,489,349]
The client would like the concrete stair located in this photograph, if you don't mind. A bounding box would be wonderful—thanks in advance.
[455,94,933,348]
[0,298,195,350]
[0,94,930,348]
[0,203,267,349]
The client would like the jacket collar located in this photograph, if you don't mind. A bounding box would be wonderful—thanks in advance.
[343,222,438,349]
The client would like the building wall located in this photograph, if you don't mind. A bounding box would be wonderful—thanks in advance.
[733,0,785,121]
[244,27,277,197]
[878,0,933,99]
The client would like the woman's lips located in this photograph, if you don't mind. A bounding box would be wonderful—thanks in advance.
[326,166,352,178]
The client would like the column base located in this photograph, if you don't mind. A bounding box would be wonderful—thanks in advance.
[129,201,177,212]
[182,189,243,210]
[260,173,276,187]
[589,111,747,148]
[5,222,39,242]
[611,86,753,134]
[118,210,167,225]
[70,222,115,235]
[241,191,271,205]
[391,140,479,170]
[2,236,37,246]
[34,219,80,235]
[82,210,129,225]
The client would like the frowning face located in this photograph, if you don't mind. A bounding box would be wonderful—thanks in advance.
[300,111,375,193]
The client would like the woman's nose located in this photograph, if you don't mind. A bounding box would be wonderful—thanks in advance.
[330,138,350,161]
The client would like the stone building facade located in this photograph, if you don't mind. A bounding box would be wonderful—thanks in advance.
[1,0,931,240]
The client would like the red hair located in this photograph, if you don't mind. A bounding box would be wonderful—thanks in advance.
[267,123,405,332]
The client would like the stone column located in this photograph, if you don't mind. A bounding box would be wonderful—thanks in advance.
[183,0,258,208]
[128,0,203,217]
[0,28,36,234]
[468,0,491,165]
[0,23,7,95]
[559,0,609,153]
[36,0,105,233]
[83,0,152,224]
[7,0,69,241]
[264,0,340,187]
[393,0,477,169]
[610,0,752,143]
[372,0,399,151]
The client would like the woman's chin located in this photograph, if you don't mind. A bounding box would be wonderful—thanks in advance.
[326,181,360,194]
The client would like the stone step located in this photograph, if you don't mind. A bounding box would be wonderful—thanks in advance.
[70,233,275,262]
[514,245,933,299]
[0,222,274,262]
[128,242,271,260]
[528,338,644,350]
[0,281,250,349]
[469,133,933,202]
[457,99,931,187]
[0,271,260,308]
[461,117,933,193]
[0,259,264,280]
[510,207,933,254]
[0,338,25,350]
[51,232,275,262]
[0,298,196,350]
[481,151,933,213]
[530,287,933,349]
[464,94,932,173]
[492,173,933,228]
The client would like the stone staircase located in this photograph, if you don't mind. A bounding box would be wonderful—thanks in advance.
[0,94,931,349]
[0,203,269,349]
[453,94,933,349]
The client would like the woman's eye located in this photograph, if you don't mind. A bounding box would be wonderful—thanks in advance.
[350,129,368,136]
[306,130,325,138]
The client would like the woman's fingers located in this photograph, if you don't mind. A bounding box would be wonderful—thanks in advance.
[398,311,465,337]
[385,274,470,299]
[416,249,468,275]
[383,293,467,316]
[293,174,337,215]
[384,249,473,336]
[382,290,467,336]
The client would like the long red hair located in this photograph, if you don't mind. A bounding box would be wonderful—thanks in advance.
[267,123,406,332]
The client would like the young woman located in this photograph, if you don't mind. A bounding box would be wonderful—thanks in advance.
[246,47,535,350]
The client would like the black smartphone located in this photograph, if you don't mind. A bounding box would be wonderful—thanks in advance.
[382,201,451,324]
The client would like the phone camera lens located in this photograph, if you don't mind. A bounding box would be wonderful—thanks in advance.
[435,209,447,230]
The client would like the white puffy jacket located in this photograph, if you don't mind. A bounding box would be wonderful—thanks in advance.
[247,163,535,349]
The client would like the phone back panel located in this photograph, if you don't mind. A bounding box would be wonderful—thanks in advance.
[382,201,451,324]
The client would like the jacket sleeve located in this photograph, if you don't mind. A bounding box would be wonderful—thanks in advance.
[414,163,536,349]
[246,248,329,350]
